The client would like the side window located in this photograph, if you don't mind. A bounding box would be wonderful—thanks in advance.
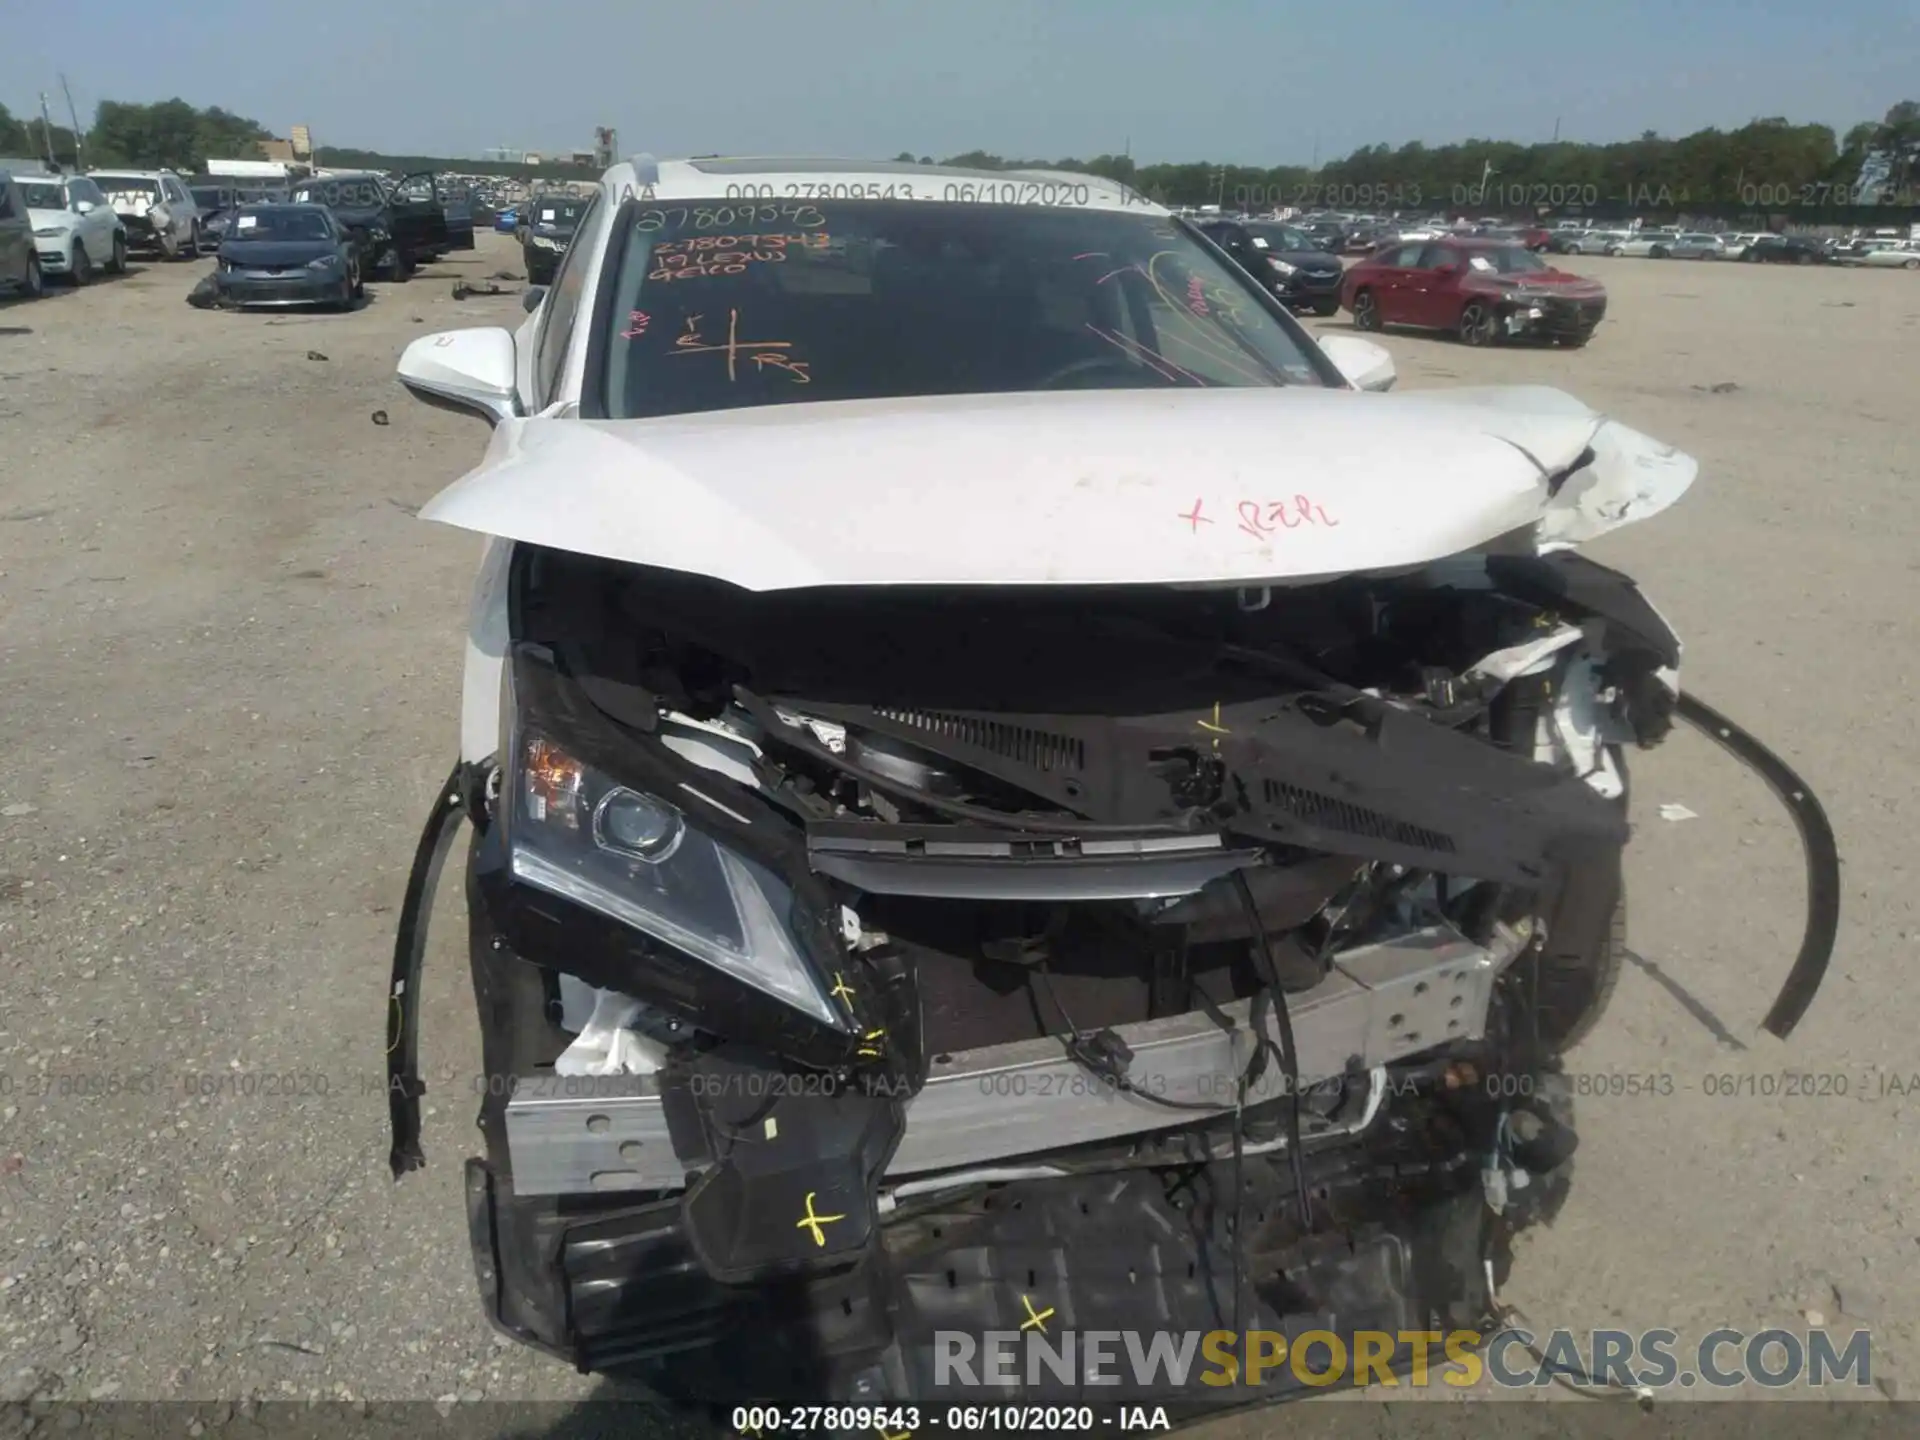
[1380,243,1422,267]
[531,196,600,407]
[1414,243,1456,269]
[0,184,15,221]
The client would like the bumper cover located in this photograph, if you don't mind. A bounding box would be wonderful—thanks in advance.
[216,272,342,305]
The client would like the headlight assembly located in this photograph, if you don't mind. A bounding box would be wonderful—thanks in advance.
[505,732,838,1026]
[1267,257,1298,278]
[306,254,343,270]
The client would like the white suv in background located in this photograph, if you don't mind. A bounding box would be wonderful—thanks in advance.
[19,171,126,283]
[86,168,202,259]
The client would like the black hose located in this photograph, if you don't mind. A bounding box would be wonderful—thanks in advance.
[1232,871,1312,1230]
[1674,692,1839,1039]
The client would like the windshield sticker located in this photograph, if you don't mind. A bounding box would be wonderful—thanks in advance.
[236,215,257,230]
[1469,256,1495,271]
[1251,236,1270,248]
[540,209,556,222]
[1232,495,1342,540]
[668,310,811,384]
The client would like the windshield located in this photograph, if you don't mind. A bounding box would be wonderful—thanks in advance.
[191,188,228,210]
[20,181,66,209]
[293,177,386,209]
[94,176,160,200]
[230,208,334,241]
[598,199,1332,421]
[1463,245,1549,275]
[1245,222,1319,252]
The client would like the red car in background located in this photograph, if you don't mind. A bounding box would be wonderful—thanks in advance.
[1340,237,1607,347]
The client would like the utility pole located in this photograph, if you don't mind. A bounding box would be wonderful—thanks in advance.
[39,92,59,167]
[1552,116,1560,142]
[59,76,86,169]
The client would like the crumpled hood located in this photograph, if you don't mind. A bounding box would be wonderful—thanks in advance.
[418,386,1696,592]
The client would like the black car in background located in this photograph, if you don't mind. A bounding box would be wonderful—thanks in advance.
[1195,216,1346,315]
[518,194,589,285]
[289,171,448,279]
[1742,234,1831,265]
[214,203,362,309]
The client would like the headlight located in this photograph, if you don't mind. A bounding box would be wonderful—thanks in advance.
[306,254,343,270]
[32,226,68,238]
[1267,258,1297,278]
[506,731,838,1026]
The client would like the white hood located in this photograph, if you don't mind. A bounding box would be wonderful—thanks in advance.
[418,386,1695,592]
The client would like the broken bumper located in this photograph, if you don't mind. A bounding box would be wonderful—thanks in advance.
[1499,294,1606,341]
[465,1105,1499,1400]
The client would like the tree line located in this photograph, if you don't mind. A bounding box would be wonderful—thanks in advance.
[3,93,1914,218]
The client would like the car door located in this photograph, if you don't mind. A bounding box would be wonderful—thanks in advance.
[1398,243,1460,327]
[70,179,113,260]
[1363,242,1422,323]
[0,179,26,286]
[390,171,450,258]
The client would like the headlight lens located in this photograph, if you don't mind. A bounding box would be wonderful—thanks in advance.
[305,254,342,270]
[508,732,837,1026]
[32,227,67,238]
[1267,257,1297,277]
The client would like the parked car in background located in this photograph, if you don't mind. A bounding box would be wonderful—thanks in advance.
[1741,234,1831,265]
[19,171,125,284]
[190,183,241,245]
[88,168,203,258]
[518,195,590,285]
[289,171,448,279]
[0,170,44,298]
[1606,231,1681,257]
[1343,236,1606,346]
[213,203,362,310]
[493,206,519,233]
[1721,232,1769,260]
[1853,241,1920,269]
[1561,229,1627,255]
[1195,216,1346,315]
[1665,232,1727,259]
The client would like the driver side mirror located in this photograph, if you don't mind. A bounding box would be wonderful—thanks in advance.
[397,327,521,425]
[1318,334,1396,392]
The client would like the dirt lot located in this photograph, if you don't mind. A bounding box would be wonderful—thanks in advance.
[1,234,1916,1426]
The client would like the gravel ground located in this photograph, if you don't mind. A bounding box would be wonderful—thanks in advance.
[0,234,1914,1428]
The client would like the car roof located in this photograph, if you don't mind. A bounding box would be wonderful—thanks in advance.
[236,202,331,213]
[595,156,1165,215]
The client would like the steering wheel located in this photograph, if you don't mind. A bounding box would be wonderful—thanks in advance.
[1032,355,1150,389]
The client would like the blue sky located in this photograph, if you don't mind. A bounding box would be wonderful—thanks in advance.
[6,0,1918,163]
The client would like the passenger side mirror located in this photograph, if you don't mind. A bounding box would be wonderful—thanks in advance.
[74,199,96,214]
[397,327,521,425]
[1318,334,1397,392]
[521,286,546,313]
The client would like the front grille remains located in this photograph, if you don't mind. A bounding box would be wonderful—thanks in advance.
[1262,778,1456,853]
[875,709,1086,773]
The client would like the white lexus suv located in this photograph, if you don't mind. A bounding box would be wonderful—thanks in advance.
[19,171,127,283]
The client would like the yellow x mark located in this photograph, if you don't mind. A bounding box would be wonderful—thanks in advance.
[1020,1293,1055,1333]
[796,1190,846,1247]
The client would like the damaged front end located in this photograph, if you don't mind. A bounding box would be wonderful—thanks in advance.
[386,395,1838,1409]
